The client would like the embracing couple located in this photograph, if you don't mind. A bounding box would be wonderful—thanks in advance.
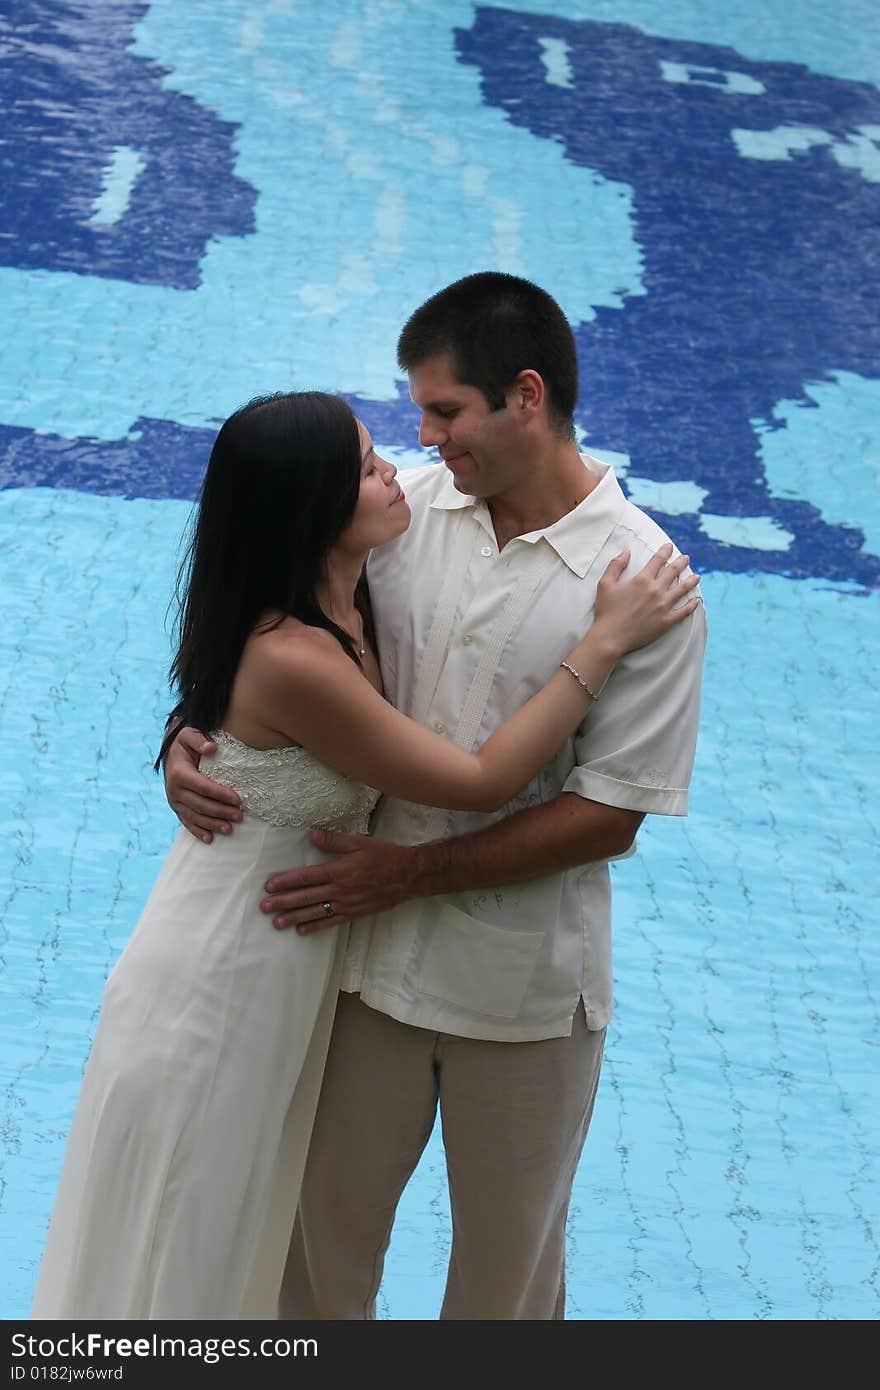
[32,272,706,1321]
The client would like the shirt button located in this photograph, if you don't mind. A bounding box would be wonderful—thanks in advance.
[480,545,492,557]
[462,633,473,645]
[434,721,446,733]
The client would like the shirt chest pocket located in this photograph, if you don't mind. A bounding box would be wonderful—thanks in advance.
[416,903,545,1020]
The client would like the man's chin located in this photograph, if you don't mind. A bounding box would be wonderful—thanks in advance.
[447,463,476,494]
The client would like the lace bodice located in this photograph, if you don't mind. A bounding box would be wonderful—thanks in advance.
[201,731,380,832]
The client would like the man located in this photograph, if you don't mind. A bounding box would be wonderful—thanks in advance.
[165,272,707,1319]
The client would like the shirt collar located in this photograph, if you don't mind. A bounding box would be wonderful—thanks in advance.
[428,466,479,512]
[429,454,627,578]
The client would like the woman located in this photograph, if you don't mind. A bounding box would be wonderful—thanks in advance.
[32,392,698,1320]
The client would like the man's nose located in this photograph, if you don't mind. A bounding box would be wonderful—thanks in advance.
[418,415,444,448]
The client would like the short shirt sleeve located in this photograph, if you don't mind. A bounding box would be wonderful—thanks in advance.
[563,600,707,816]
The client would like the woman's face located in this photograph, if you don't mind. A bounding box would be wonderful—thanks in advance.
[337,422,411,553]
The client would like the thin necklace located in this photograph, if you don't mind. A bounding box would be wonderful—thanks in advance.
[351,610,365,657]
[328,599,365,656]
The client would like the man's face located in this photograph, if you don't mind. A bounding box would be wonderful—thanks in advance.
[408,353,523,499]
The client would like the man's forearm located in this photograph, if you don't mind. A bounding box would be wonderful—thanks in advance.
[408,793,645,898]
[264,795,646,932]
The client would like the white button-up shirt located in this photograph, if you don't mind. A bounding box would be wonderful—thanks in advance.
[341,456,707,1041]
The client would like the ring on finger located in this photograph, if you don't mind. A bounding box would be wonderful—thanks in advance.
[322,901,334,919]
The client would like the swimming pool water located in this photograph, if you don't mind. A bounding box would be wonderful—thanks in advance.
[2,0,878,1320]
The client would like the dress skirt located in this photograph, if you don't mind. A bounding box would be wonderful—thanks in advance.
[31,817,346,1320]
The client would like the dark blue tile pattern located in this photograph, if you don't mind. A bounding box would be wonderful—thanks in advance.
[0,0,256,288]
[458,10,880,587]
[0,387,422,500]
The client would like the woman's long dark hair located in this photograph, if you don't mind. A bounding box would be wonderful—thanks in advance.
[155,391,367,769]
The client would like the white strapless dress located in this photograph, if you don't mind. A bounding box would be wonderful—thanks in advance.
[31,733,379,1320]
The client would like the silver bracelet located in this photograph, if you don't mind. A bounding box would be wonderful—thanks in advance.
[560,660,599,702]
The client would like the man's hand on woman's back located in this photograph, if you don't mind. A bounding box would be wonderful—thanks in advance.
[164,726,243,843]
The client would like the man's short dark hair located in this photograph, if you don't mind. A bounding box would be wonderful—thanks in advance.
[397,271,578,438]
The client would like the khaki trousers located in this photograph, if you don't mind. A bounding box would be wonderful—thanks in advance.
[279,991,605,1320]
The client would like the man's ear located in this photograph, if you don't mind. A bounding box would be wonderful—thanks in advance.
[510,369,544,416]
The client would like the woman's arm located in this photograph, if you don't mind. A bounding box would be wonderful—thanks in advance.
[249,546,699,814]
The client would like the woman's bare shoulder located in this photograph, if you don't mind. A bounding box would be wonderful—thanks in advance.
[223,618,360,749]
[243,617,351,688]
